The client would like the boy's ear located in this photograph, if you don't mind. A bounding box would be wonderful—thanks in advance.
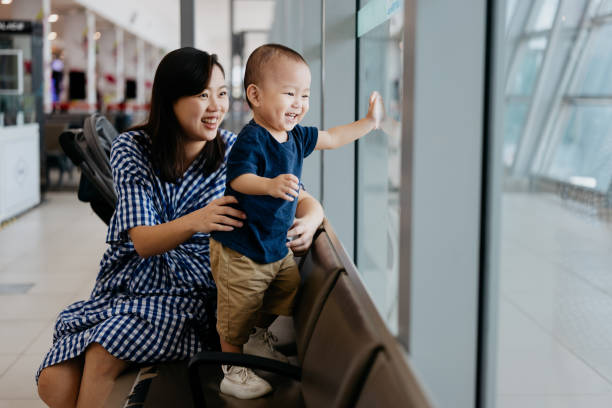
[246,84,261,107]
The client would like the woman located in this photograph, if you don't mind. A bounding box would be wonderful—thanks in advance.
[36,47,324,408]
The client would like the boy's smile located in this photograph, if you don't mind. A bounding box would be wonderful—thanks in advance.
[250,56,311,141]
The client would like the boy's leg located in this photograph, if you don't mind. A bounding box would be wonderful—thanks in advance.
[255,312,277,329]
[219,337,241,353]
[260,253,301,318]
[244,253,300,361]
[209,239,275,399]
[210,238,269,349]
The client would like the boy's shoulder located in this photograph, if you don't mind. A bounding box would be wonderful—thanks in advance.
[236,120,261,138]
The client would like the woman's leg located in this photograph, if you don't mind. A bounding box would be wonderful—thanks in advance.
[75,343,129,408]
[38,356,84,408]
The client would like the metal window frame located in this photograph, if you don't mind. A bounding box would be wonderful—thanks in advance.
[531,0,604,174]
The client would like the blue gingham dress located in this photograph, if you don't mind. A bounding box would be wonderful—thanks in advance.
[36,129,236,381]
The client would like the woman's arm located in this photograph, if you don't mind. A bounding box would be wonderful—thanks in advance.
[287,189,324,253]
[129,196,246,258]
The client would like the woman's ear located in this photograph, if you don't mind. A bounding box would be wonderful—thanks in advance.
[246,84,260,107]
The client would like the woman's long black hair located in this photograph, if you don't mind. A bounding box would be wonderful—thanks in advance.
[134,47,226,183]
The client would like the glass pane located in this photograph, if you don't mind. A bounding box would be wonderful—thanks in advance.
[530,0,559,31]
[597,0,612,15]
[507,37,547,95]
[503,100,528,166]
[547,106,612,191]
[356,11,403,334]
[490,0,612,406]
[573,24,612,96]
[506,0,518,29]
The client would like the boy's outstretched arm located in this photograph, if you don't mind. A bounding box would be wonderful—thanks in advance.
[315,91,385,150]
[230,173,301,201]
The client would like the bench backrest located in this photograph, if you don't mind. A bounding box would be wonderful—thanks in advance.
[294,229,344,361]
[354,349,431,408]
[295,220,432,408]
[301,274,383,407]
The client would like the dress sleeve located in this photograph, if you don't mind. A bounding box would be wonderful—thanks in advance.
[106,132,159,243]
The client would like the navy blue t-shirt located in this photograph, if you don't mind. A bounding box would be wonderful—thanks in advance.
[211,120,318,263]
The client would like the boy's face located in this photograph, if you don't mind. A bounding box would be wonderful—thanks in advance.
[252,57,311,134]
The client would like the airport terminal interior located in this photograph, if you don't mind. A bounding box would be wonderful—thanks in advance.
[1,0,612,407]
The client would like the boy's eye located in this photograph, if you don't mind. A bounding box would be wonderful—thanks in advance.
[302,95,309,99]
[200,93,209,98]
[285,92,294,97]
[219,91,227,97]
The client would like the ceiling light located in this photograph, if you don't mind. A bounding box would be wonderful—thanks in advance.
[48,32,57,41]
[1,0,13,5]
[48,14,58,23]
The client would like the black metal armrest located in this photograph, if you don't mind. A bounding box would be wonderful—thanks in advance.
[188,351,302,407]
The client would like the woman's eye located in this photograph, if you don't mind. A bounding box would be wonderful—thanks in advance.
[219,91,227,97]
[302,95,309,99]
[200,93,209,99]
[286,92,294,96]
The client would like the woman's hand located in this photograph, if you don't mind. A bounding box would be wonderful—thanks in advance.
[286,216,319,254]
[287,190,324,254]
[187,196,246,233]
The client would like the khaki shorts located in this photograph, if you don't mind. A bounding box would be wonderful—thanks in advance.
[210,238,300,346]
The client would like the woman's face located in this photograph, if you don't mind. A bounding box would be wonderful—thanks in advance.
[173,65,229,143]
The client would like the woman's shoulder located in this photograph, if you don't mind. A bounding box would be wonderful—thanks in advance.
[110,129,152,168]
[112,130,151,156]
[219,128,237,148]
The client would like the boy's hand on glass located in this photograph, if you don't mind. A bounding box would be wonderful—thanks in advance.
[366,91,385,130]
[268,174,300,201]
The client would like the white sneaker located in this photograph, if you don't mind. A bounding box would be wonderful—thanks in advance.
[220,365,273,399]
[244,327,289,363]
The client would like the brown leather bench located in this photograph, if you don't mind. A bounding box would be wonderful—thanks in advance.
[112,220,431,407]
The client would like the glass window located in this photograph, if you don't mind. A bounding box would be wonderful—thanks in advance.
[356,4,403,333]
[503,100,529,165]
[506,0,518,28]
[548,106,612,190]
[530,0,560,31]
[597,0,612,15]
[573,24,612,96]
[507,37,547,95]
[490,1,612,406]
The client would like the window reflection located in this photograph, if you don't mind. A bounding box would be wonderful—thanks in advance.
[495,0,612,405]
[356,7,403,334]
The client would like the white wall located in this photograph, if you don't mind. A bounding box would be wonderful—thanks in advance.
[60,11,87,71]
[0,0,42,20]
[97,26,117,104]
[73,0,179,50]
[195,0,231,69]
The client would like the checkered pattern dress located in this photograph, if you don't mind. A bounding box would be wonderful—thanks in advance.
[36,129,236,381]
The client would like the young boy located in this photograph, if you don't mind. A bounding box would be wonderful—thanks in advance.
[210,43,384,399]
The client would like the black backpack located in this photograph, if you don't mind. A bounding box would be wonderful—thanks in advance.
[59,114,119,224]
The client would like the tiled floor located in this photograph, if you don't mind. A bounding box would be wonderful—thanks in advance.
[0,192,106,407]
[497,193,612,407]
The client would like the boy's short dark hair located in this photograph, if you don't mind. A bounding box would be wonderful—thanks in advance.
[244,43,307,108]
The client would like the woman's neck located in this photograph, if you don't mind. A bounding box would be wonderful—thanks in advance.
[183,140,206,170]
